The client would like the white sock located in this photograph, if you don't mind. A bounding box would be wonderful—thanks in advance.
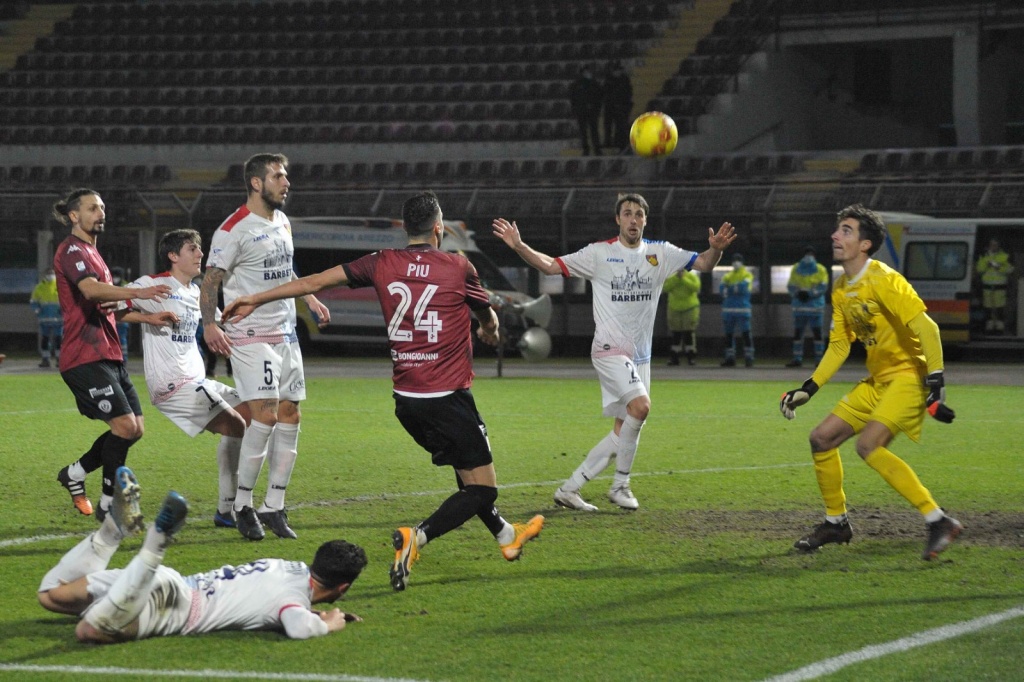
[38,528,120,592]
[565,430,619,492]
[83,528,165,634]
[495,521,515,545]
[612,415,645,487]
[924,509,945,523]
[216,436,241,514]
[260,422,298,512]
[234,420,274,511]
[68,462,86,481]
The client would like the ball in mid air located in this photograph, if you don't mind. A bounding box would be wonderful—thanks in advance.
[629,111,679,158]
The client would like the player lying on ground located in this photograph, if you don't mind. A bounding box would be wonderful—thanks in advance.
[38,466,367,642]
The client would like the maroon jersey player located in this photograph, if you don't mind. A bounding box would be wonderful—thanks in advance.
[224,191,544,591]
[50,188,173,518]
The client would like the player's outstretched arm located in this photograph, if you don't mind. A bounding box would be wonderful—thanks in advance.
[116,310,179,327]
[492,218,563,275]
[78,277,171,303]
[224,265,348,323]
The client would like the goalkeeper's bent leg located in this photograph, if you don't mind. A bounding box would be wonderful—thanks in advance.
[864,447,939,516]
[812,449,847,517]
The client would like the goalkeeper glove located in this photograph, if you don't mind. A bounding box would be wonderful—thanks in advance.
[780,379,819,420]
[925,371,956,423]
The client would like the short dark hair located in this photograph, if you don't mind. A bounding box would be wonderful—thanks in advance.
[243,153,289,194]
[615,193,649,218]
[158,229,202,271]
[836,204,887,256]
[402,190,441,237]
[310,540,368,588]
[51,188,99,227]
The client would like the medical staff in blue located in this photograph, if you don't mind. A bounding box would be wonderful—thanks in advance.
[786,246,829,367]
[720,253,754,367]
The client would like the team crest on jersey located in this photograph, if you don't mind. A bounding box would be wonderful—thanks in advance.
[646,255,659,266]
[76,261,86,271]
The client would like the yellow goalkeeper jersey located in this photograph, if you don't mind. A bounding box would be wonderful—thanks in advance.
[829,259,928,382]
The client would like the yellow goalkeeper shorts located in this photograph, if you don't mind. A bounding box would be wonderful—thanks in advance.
[832,372,926,443]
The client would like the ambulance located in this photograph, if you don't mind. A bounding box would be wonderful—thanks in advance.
[875,212,1023,344]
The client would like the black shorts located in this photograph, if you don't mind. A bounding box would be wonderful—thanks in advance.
[61,360,142,421]
[393,389,493,470]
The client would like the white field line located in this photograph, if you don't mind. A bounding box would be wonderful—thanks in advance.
[0,463,810,549]
[0,664,429,682]
[761,604,1024,682]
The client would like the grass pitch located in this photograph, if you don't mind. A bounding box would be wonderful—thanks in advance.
[1,360,1022,681]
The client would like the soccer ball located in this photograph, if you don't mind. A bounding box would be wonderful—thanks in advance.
[629,111,678,158]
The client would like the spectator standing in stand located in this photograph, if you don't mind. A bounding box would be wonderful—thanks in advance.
[569,63,604,156]
[602,60,634,152]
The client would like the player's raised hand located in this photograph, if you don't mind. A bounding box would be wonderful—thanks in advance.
[924,371,956,423]
[492,218,523,250]
[780,379,819,420]
[707,222,737,251]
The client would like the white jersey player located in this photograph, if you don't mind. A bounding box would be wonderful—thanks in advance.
[38,467,367,644]
[200,153,330,542]
[494,194,736,511]
[116,229,248,529]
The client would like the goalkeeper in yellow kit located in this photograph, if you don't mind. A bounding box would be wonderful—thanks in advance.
[780,204,962,561]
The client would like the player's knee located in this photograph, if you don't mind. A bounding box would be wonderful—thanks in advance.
[808,428,831,453]
[226,410,247,438]
[854,438,876,460]
[627,399,650,422]
[464,484,498,509]
[37,590,59,613]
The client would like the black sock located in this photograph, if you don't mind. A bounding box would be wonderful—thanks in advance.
[470,485,504,536]
[420,485,497,543]
[100,434,136,500]
[78,431,110,474]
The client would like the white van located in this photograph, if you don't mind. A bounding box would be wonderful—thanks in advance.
[289,216,552,358]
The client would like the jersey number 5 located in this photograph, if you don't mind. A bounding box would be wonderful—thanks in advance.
[387,282,442,343]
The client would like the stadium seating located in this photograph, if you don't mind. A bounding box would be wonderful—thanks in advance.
[0,0,680,151]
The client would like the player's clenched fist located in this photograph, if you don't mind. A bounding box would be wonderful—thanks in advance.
[924,371,956,423]
[779,379,819,420]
